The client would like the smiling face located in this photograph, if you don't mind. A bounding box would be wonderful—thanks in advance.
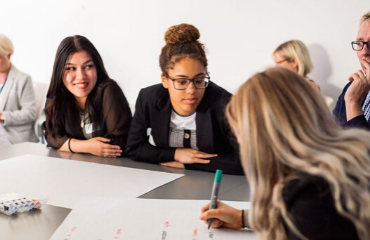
[63,51,97,109]
[161,57,206,116]
[356,20,370,71]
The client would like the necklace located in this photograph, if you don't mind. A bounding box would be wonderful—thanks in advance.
[80,111,88,128]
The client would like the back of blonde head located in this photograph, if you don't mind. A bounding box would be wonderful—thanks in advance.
[226,67,370,240]
[0,34,14,57]
[274,40,313,77]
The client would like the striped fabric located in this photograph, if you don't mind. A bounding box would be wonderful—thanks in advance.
[169,127,198,150]
[362,91,370,122]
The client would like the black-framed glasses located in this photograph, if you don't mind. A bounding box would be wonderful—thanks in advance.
[351,41,370,51]
[164,73,210,90]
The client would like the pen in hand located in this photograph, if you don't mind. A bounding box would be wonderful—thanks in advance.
[208,169,223,229]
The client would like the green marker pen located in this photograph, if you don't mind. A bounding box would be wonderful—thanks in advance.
[208,169,223,229]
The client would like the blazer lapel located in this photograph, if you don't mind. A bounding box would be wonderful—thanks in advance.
[0,65,16,111]
[150,93,171,147]
[196,91,214,153]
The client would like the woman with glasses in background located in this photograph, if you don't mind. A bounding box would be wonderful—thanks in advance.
[273,40,320,90]
[125,23,243,175]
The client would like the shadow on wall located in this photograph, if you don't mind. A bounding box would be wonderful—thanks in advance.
[308,44,342,105]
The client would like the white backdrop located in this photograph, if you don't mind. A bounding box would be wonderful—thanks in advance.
[1,0,369,104]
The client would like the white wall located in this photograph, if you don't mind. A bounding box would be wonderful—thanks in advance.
[1,0,369,104]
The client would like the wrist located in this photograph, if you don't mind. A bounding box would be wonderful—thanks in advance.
[68,138,75,153]
[174,148,179,161]
[345,101,364,121]
[241,209,245,228]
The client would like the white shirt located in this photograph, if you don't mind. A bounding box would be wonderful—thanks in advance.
[170,110,196,130]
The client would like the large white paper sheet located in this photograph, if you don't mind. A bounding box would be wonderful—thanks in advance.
[0,155,184,209]
[50,198,256,240]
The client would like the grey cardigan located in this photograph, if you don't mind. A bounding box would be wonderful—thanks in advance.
[0,64,37,143]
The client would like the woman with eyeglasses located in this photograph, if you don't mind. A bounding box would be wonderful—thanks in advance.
[273,40,320,90]
[125,23,243,175]
[43,35,132,157]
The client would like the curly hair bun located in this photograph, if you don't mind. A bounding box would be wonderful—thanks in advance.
[165,23,200,44]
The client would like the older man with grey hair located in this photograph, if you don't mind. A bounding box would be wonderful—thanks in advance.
[334,11,370,130]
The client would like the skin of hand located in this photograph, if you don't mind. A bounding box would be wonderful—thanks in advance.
[60,137,122,158]
[345,61,370,120]
[160,161,185,169]
[0,112,3,124]
[174,148,216,164]
[85,137,122,157]
[200,200,243,229]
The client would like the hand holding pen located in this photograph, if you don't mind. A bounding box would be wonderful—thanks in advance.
[200,200,244,229]
[207,169,223,229]
[200,169,245,230]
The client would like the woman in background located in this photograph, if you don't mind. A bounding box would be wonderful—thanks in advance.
[43,35,132,157]
[200,68,370,240]
[125,24,243,175]
[0,34,37,145]
[273,40,320,90]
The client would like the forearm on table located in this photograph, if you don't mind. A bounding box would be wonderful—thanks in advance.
[59,138,90,154]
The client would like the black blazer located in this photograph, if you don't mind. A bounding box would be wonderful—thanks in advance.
[125,82,244,175]
[333,81,370,130]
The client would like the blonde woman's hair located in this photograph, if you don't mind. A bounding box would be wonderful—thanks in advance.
[360,11,370,25]
[274,40,313,77]
[226,67,370,240]
[0,34,14,57]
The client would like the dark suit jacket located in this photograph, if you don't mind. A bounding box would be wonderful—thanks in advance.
[333,81,370,130]
[125,82,244,175]
[43,80,132,151]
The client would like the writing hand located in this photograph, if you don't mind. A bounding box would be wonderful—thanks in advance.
[200,200,243,229]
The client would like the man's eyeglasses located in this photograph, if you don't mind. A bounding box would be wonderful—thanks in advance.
[351,41,370,51]
[164,73,210,90]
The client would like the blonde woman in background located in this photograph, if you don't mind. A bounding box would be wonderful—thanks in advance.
[200,67,370,240]
[273,40,320,90]
[0,34,37,145]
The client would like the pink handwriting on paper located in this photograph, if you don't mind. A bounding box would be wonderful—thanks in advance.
[116,229,122,234]
[164,221,170,227]
[66,226,77,238]
[193,229,198,236]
